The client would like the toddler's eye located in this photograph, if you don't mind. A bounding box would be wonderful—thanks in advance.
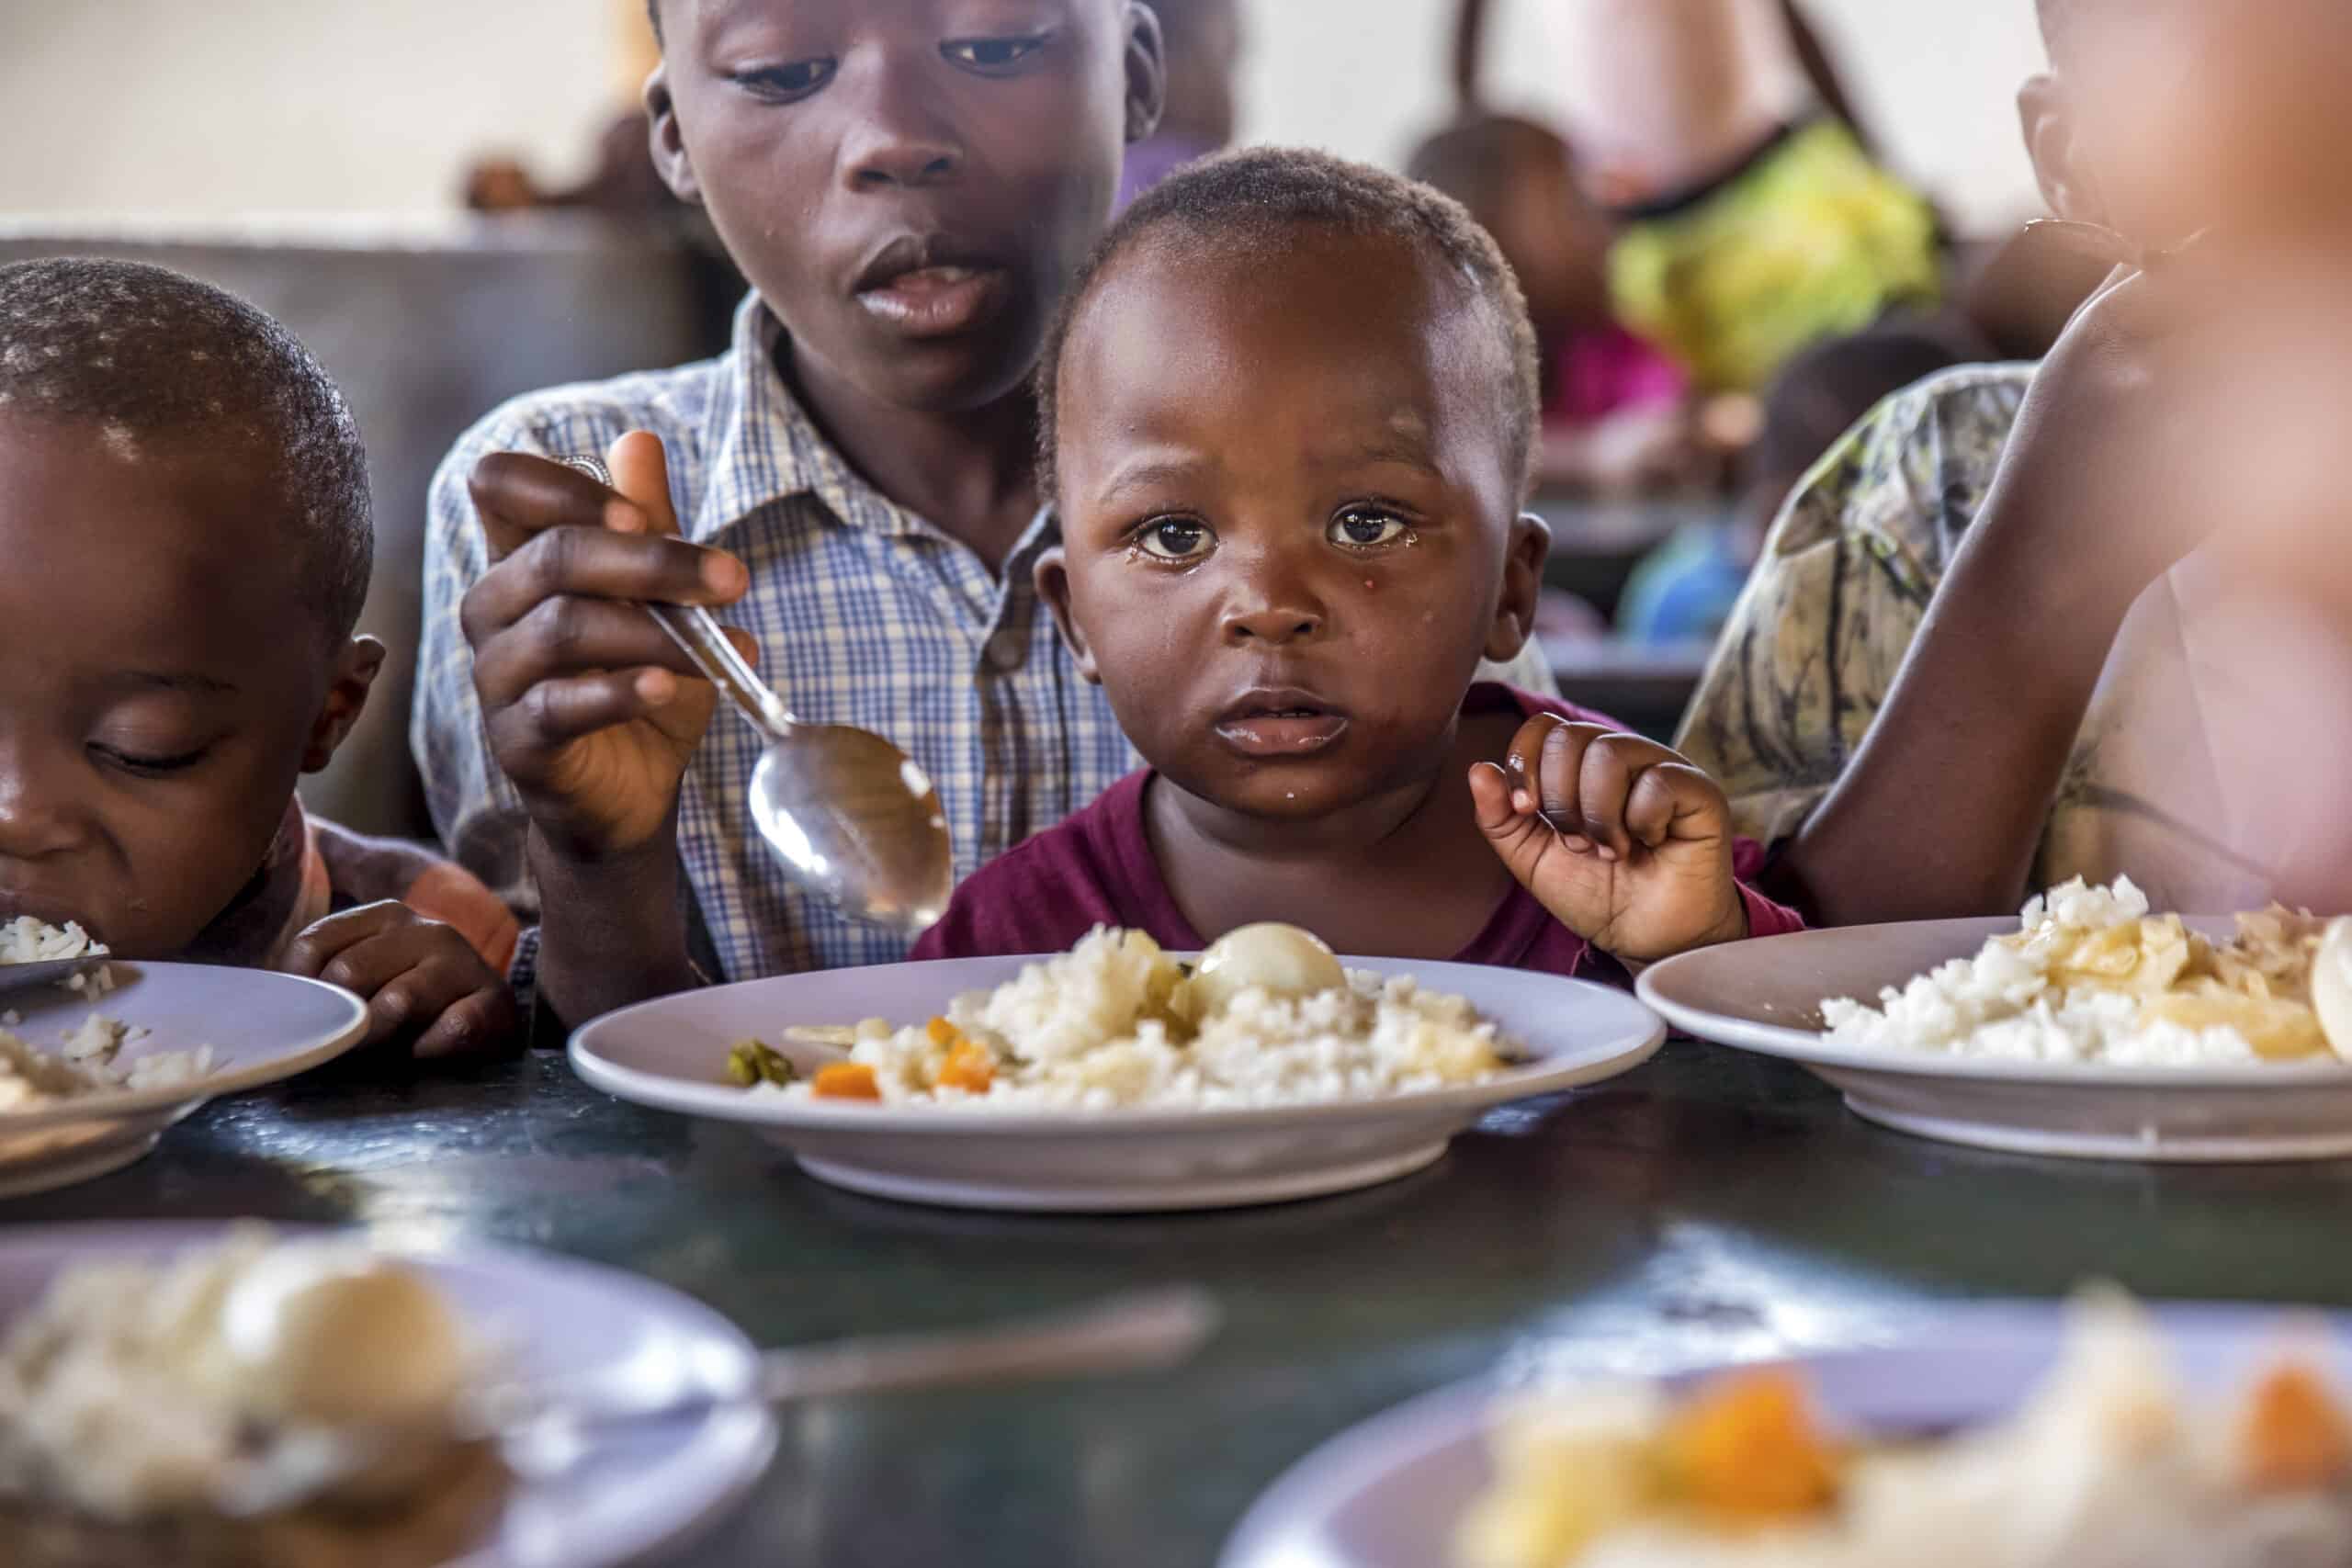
[1329,509,1410,548]
[943,35,1048,72]
[734,58,838,101]
[1136,519,1214,562]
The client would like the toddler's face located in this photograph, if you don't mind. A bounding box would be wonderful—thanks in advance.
[0,416,365,957]
[1044,232,1544,822]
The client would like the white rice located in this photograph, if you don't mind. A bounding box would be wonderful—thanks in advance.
[775,926,1510,1111]
[1821,878,2316,1066]
[0,1017,215,1113]
[0,919,211,1108]
[0,917,101,964]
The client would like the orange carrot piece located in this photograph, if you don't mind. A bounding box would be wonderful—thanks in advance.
[811,1063,882,1101]
[2244,1364,2352,1491]
[1663,1371,1840,1521]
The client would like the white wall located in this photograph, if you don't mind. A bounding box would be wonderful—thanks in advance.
[3,0,2048,232]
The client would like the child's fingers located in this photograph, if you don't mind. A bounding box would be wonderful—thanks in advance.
[318,933,436,1020]
[1500,714,1564,814]
[468,452,650,562]
[1565,732,1666,855]
[459,524,742,646]
[469,595,706,708]
[1623,764,1684,852]
[487,671,682,764]
[1535,722,1608,847]
[408,976,518,1061]
[1468,761,1521,836]
[280,901,410,978]
[605,431,683,538]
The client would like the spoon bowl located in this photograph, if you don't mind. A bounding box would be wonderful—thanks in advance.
[750,728,955,933]
[560,455,955,935]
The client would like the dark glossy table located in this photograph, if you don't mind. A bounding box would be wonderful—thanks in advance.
[10,1043,2351,1567]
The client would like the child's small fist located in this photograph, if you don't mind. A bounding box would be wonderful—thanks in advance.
[282,901,520,1061]
[1469,714,1747,964]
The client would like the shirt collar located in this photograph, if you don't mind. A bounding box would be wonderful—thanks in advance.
[691,293,969,547]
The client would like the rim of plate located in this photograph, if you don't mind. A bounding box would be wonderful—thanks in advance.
[0,965,369,1133]
[571,972,1666,1138]
[1220,1298,2352,1568]
[0,1219,776,1568]
[1637,927,2352,1089]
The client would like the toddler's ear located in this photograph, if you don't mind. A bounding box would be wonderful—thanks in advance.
[1121,1,1170,145]
[646,62,702,206]
[2018,73,2105,227]
[1484,512,1552,663]
[1034,547,1102,683]
[301,637,386,774]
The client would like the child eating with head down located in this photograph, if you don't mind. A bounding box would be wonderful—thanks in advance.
[0,259,518,1060]
[914,151,1801,974]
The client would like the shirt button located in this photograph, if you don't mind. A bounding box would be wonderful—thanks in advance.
[985,628,1027,673]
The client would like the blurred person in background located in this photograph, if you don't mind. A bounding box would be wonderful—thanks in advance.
[1678,0,2352,924]
[1615,319,1977,646]
[461,0,743,354]
[1551,0,1943,393]
[1407,111,1693,495]
[1116,0,1242,209]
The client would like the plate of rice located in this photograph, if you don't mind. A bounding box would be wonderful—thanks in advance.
[570,924,1666,1212]
[1221,1292,2352,1568]
[0,1221,773,1568]
[1635,879,2352,1161]
[0,932,369,1198]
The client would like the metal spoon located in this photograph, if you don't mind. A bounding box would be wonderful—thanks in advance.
[561,456,955,935]
[211,1284,1218,1517]
[0,958,107,1002]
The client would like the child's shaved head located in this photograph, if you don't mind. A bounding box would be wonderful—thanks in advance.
[1041,146,1543,498]
[0,258,372,644]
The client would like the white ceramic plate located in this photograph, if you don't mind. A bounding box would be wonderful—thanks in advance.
[0,963,369,1197]
[0,1222,775,1568]
[1221,1301,2352,1568]
[1635,919,2352,1162]
[571,955,1665,1213]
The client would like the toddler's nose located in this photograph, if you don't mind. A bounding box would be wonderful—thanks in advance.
[1222,603,1326,646]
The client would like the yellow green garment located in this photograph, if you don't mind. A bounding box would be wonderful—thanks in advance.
[1611,120,1943,392]
[1675,362,2332,913]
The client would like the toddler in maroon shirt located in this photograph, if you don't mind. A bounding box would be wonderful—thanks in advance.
[914,150,1800,976]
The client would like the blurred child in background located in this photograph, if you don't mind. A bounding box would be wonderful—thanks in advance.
[1616,320,1976,645]
[1116,0,1242,209]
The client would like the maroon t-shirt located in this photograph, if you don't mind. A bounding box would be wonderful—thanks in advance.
[911,684,1804,976]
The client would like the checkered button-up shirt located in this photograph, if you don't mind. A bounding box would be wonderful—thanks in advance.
[415,294,1554,979]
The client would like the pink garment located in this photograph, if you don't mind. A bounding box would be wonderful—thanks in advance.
[911,684,1802,976]
[1546,322,1689,428]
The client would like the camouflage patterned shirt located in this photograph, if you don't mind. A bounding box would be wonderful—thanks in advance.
[1676,363,2035,851]
[1676,360,2346,911]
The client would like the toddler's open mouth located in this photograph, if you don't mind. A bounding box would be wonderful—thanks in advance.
[1213,689,1351,759]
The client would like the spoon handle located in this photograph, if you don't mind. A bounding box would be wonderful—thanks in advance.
[556,455,797,742]
[645,601,797,742]
[465,1286,1217,1436]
